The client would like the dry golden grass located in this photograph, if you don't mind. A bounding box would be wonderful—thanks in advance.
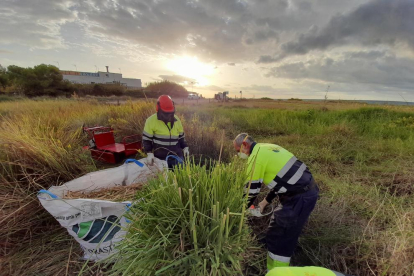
[64,183,144,201]
[1,98,413,276]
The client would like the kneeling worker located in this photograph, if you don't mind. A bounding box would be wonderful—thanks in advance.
[233,133,319,271]
[142,95,189,168]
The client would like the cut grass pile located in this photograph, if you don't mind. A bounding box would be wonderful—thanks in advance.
[64,183,144,201]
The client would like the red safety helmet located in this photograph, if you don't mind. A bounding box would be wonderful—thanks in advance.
[156,95,175,112]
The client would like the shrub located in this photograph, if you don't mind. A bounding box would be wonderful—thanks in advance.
[146,80,189,98]
[6,64,71,97]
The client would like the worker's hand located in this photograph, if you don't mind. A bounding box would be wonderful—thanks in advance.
[146,153,154,166]
[258,199,269,214]
[183,147,190,159]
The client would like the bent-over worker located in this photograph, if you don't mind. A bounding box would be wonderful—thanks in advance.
[234,133,319,271]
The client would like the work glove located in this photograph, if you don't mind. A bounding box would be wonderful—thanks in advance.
[258,199,269,214]
[183,147,190,159]
[146,153,155,166]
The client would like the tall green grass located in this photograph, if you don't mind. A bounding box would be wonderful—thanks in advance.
[203,107,414,139]
[108,160,256,275]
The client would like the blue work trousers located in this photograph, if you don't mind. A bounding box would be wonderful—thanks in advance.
[266,184,319,259]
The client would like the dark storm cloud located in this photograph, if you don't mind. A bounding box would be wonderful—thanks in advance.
[72,0,252,61]
[344,50,387,60]
[72,0,365,62]
[1,0,366,62]
[297,1,312,11]
[259,0,414,62]
[0,49,14,54]
[257,55,279,64]
[266,52,414,92]
[0,0,74,48]
[254,30,279,42]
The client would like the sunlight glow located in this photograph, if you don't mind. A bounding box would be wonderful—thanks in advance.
[166,56,215,86]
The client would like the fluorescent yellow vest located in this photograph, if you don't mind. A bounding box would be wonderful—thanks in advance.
[266,266,340,276]
[143,114,184,140]
[246,143,294,186]
[142,113,186,159]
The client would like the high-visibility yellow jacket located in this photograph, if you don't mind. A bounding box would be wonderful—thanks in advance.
[142,113,188,160]
[266,266,347,276]
[245,143,313,206]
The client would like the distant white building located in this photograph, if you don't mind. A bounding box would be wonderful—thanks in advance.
[60,66,141,88]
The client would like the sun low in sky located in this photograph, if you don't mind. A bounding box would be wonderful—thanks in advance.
[166,56,215,87]
[1,0,414,100]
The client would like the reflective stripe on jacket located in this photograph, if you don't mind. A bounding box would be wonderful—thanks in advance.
[142,113,188,160]
[245,143,313,205]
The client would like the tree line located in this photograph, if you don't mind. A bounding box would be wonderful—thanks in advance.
[0,64,189,98]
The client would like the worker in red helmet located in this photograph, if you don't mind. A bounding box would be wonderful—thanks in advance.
[142,95,189,168]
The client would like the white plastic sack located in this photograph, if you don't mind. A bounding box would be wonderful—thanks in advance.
[37,158,167,261]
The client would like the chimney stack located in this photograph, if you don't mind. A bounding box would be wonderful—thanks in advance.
[106,66,109,73]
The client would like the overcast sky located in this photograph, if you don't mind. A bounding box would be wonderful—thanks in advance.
[1,0,414,100]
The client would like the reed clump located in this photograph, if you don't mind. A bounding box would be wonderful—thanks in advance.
[108,160,257,276]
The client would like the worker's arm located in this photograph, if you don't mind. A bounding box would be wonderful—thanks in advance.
[244,160,265,208]
[142,118,154,152]
[265,187,278,203]
[176,118,188,149]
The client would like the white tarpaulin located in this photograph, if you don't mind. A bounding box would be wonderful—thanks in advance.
[38,158,167,261]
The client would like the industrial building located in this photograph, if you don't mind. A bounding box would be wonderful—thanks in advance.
[60,66,141,88]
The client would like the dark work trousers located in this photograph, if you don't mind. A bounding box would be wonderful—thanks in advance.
[266,184,319,260]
